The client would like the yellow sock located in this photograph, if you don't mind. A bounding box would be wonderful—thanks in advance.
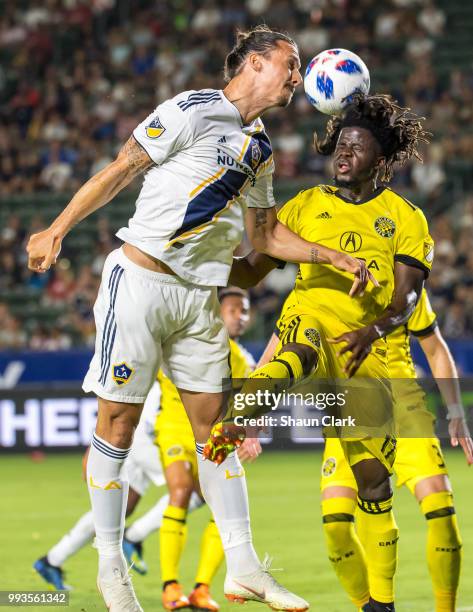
[322,497,370,608]
[229,351,304,420]
[421,491,462,612]
[160,505,188,583]
[356,496,398,604]
[194,518,225,586]
[252,350,304,382]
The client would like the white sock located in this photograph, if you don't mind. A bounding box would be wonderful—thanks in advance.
[87,433,130,579]
[196,444,260,577]
[125,491,204,543]
[47,511,94,567]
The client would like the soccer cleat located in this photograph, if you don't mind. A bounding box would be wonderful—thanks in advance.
[203,423,246,465]
[33,556,69,590]
[365,600,395,612]
[162,582,191,610]
[224,556,309,611]
[97,567,143,611]
[188,584,219,611]
[123,537,148,575]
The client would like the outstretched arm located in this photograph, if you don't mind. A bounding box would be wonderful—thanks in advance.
[27,136,153,272]
[419,329,473,464]
[229,251,279,289]
[246,206,378,297]
[329,262,425,376]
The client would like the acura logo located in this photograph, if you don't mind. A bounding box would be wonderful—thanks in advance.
[340,231,362,253]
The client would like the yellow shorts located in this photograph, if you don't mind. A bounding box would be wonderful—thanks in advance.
[155,423,198,480]
[321,436,448,495]
[276,306,395,472]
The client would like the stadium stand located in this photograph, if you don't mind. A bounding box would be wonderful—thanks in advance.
[0,0,472,348]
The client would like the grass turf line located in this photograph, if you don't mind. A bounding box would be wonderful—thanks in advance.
[2,449,472,611]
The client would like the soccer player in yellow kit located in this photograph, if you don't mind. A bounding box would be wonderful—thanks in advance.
[156,288,258,611]
[259,289,473,611]
[211,94,435,612]
[319,288,473,612]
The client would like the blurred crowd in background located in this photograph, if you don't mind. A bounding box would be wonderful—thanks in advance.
[1,0,473,349]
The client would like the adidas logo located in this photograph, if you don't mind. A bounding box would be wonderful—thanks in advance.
[217,136,226,144]
[316,211,332,219]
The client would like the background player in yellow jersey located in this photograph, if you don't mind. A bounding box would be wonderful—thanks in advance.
[260,290,473,612]
[155,288,258,611]
[214,94,435,612]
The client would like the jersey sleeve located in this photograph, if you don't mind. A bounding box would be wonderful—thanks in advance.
[394,207,434,277]
[276,192,303,233]
[246,173,276,209]
[407,289,438,337]
[133,99,192,166]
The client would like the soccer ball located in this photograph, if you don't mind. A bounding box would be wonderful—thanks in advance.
[304,48,370,116]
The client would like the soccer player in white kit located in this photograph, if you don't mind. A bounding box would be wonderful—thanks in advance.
[27,26,374,612]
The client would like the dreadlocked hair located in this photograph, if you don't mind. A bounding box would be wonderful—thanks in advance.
[314,93,431,182]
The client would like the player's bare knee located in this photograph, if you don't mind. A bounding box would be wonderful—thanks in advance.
[281,342,318,376]
[352,459,392,500]
[96,400,142,448]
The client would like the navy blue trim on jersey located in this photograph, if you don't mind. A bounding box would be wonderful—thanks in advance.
[170,168,248,240]
[177,91,221,111]
[99,264,125,385]
[92,434,130,460]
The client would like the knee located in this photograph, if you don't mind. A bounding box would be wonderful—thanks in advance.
[97,402,141,448]
[357,477,392,501]
[353,459,392,501]
[282,343,317,376]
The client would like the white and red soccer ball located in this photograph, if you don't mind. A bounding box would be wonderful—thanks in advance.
[304,49,370,116]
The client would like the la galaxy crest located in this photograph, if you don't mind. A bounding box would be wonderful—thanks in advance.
[374,216,396,238]
[250,142,262,170]
[112,362,134,385]
[145,115,166,139]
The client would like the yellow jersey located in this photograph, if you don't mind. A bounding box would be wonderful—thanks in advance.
[155,338,255,432]
[387,288,437,379]
[277,185,434,329]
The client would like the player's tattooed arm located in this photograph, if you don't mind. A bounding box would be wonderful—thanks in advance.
[119,135,154,178]
[26,136,154,272]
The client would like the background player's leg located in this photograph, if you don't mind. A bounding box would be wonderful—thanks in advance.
[415,475,462,612]
[160,460,193,610]
[352,458,398,610]
[179,389,261,577]
[125,492,204,543]
[321,486,370,609]
[87,398,142,581]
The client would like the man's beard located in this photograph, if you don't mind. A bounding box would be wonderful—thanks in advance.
[333,175,360,189]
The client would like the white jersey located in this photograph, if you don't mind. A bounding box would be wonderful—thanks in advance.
[116,89,275,286]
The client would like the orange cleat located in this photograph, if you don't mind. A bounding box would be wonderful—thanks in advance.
[188,584,220,611]
[203,423,246,465]
[162,582,190,610]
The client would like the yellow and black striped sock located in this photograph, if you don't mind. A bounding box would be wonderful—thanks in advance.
[194,518,225,586]
[160,505,188,584]
[421,491,462,612]
[322,497,370,608]
[356,496,398,605]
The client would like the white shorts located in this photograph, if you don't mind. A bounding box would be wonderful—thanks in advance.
[123,427,165,496]
[83,247,230,402]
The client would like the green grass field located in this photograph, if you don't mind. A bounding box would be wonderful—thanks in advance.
[3,449,473,612]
